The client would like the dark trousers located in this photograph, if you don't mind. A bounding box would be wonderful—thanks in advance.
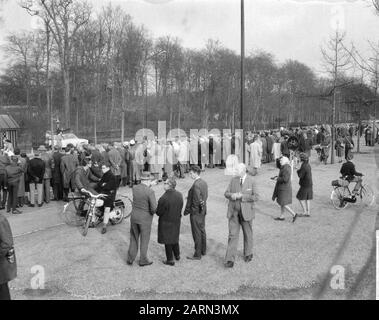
[127,222,152,264]
[0,173,7,207]
[53,182,63,200]
[165,243,180,262]
[7,182,19,212]
[190,214,206,257]
[115,175,121,190]
[0,282,10,300]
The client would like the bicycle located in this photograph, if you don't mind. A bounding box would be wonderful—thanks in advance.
[330,176,375,210]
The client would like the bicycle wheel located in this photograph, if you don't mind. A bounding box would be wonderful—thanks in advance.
[359,184,375,207]
[61,199,86,226]
[331,187,349,210]
[82,210,92,237]
[123,196,133,218]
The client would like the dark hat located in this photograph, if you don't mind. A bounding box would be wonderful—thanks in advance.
[299,153,309,162]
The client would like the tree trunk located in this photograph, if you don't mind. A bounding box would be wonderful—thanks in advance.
[63,68,70,129]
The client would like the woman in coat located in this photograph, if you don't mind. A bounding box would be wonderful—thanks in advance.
[272,156,297,222]
[296,153,313,217]
[249,135,262,173]
[15,149,26,207]
[156,177,184,266]
[0,212,17,300]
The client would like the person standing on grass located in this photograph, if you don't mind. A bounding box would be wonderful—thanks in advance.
[126,172,157,267]
[272,156,297,223]
[156,177,183,266]
[184,165,208,260]
[5,156,24,215]
[296,153,313,217]
[28,152,45,208]
[0,212,17,300]
[224,163,259,268]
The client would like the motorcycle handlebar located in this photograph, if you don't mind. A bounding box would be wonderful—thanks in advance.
[81,190,108,199]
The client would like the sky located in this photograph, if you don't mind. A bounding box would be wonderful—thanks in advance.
[0,0,378,77]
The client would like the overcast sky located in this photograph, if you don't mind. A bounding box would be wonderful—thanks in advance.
[0,0,379,77]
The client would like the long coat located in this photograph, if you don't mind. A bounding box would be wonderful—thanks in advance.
[0,213,17,284]
[249,141,262,169]
[16,156,27,197]
[60,153,79,189]
[52,151,63,185]
[108,148,122,177]
[272,164,292,206]
[156,189,183,244]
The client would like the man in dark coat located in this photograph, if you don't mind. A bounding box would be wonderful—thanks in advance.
[0,212,17,300]
[156,177,183,266]
[127,172,157,267]
[96,162,117,234]
[27,153,45,207]
[184,165,208,260]
[51,145,63,201]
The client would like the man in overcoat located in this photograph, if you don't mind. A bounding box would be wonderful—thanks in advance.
[60,147,79,202]
[156,177,183,266]
[52,145,64,201]
[127,172,157,267]
[0,212,17,300]
[224,163,259,268]
[184,165,208,260]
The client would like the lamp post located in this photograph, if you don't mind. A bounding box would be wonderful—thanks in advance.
[240,0,245,163]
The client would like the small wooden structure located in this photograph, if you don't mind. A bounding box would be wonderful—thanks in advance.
[0,114,20,148]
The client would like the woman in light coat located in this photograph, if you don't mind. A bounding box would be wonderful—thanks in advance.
[249,135,262,173]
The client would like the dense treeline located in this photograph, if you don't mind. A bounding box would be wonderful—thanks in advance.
[0,0,377,145]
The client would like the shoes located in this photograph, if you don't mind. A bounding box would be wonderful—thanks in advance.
[175,255,180,261]
[38,204,43,207]
[302,214,310,218]
[101,227,107,234]
[6,209,10,213]
[292,213,298,223]
[163,260,175,266]
[187,255,201,260]
[0,206,5,210]
[139,261,153,267]
[28,204,35,208]
[12,209,22,214]
[274,217,285,221]
[224,261,234,268]
[244,254,253,262]
[126,260,133,266]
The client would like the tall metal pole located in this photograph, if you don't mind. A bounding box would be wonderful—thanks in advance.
[241,0,245,163]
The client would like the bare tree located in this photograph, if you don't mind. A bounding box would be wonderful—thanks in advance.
[321,30,351,164]
[20,0,92,129]
[373,0,379,14]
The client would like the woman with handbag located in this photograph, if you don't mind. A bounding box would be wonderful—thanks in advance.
[0,212,17,300]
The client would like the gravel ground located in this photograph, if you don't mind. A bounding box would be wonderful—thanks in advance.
[6,143,378,300]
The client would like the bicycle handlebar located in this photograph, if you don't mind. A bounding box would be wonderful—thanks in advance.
[81,189,108,199]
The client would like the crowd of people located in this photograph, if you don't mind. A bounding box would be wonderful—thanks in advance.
[0,121,372,299]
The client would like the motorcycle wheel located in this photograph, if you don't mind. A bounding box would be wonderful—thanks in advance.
[82,210,92,236]
[110,207,125,225]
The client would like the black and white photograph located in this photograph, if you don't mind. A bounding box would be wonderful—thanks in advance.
[0,0,378,303]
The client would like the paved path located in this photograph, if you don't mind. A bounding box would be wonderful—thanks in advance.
[5,144,378,300]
